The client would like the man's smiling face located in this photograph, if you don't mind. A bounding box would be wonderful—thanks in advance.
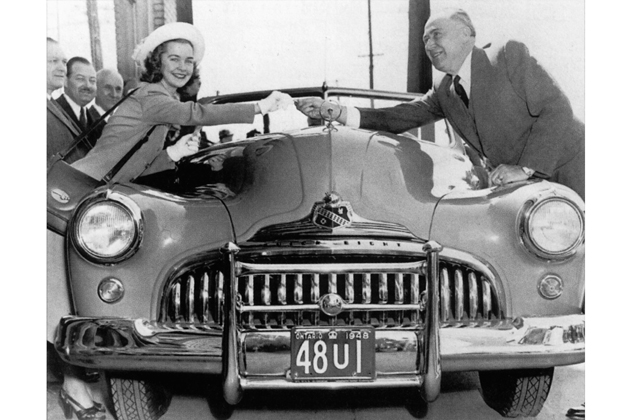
[65,62,97,107]
[423,16,473,74]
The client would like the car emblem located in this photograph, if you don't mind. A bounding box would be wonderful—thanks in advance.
[311,192,353,230]
[51,189,70,204]
[318,293,344,316]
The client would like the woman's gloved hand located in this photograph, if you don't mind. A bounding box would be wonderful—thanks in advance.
[167,133,200,161]
[257,91,294,114]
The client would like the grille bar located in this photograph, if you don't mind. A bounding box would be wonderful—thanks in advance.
[236,261,428,276]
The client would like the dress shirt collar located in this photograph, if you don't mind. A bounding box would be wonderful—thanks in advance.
[94,104,106,116]
[451,49,472,97]
[62,93,85,120]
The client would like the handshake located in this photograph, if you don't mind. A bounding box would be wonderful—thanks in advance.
[257,92,343,123]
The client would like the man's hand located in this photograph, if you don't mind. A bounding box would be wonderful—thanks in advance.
[489,164,530,186]
[295,97,324,119]
[167,133,200,162]
[257,91,294,114]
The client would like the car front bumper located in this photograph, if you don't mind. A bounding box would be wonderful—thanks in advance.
[55,313,584,377]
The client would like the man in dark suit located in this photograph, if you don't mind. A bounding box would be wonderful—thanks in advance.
[296,8,584,200]
[56,56,105,154]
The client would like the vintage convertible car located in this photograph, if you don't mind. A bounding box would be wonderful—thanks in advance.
[48,86,585,419]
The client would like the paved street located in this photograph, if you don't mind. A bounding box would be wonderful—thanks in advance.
[46,363,584,420]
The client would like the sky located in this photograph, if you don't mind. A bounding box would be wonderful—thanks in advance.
[46,0,584,119]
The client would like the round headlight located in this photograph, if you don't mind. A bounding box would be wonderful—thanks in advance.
[74,195,142,263]
[524,198,584,259]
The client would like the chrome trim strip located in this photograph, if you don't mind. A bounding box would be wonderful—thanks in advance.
[238,303,422,313]
[363,273,371,304]
[172,283,180,321]
[278,274,286,304]
[221,242,243,405]
[329,273,337,294]
[215,271,224,324]
[262,275,271,306]
[236,261,428,276]
[240,377,421,391]
[423,240,442,402]
[454,269,464,322]
[346,273,355,303]
[482,278,491,320]
[468,272,478,321]
[201,272,210,323]
[294,274,303,304]
[410,274,419,304]
[440,268,450,322]
[311,273,320,303]
[186,275,195,323]
[379,273,388,304]
[395,273,404,304]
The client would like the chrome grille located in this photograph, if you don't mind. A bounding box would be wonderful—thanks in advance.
[160,263,226,326]
[438,262,502,326]
[236,270,427,329]
[159,258,503,328]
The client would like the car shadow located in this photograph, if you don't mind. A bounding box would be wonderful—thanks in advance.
[160,371,481,420]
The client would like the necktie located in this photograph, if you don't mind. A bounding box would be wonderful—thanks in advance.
[453,75,469,108]
[79,107,87,129]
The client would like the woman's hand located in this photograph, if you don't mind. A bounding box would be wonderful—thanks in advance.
[257,91,294,114]
[167,133,200,162]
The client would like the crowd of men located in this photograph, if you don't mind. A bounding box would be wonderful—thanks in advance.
[47,37,125,162]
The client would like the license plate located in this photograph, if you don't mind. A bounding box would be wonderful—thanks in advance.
[291,327,375,381]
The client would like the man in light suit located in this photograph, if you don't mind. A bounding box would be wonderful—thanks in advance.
[94,68,124,118]
[47,38,83,162]
[296,8,585,200]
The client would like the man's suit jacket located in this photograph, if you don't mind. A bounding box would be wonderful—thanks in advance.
[47,99,84,163]
[358,40,585,200]
[73,82,256,183]
[55,95,106,150]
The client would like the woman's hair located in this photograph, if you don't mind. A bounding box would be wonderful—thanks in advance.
[140,38,200,94]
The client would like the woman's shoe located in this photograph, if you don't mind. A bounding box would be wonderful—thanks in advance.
[58,388,106,420]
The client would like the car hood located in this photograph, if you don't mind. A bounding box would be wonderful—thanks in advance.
[180,126,480,243]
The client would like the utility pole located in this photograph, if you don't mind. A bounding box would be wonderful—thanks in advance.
[86,0,103,70]
[359,0,382,106]
[367,0,374,89]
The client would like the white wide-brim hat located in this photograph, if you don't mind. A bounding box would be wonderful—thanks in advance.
[132,22,205,67]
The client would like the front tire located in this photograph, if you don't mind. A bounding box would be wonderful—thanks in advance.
[108,374,172,420]
[479,367,554,418]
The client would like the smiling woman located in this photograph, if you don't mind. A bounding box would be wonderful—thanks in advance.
[70,22,293,184]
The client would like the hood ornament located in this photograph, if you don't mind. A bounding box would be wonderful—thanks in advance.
[311,192,353,230]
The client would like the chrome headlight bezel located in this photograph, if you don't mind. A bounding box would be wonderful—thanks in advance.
[72,191,144,264]
[520,197,584,261]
